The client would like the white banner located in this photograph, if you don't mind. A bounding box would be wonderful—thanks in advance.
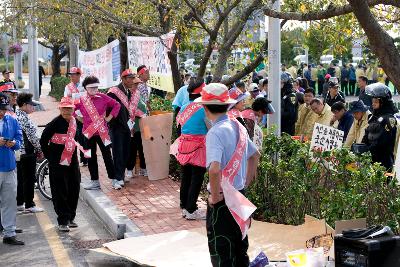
[310,123,344,152]
[78,40,121,89]
[127,33,175,93]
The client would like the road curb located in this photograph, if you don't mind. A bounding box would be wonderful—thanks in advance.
[79,176,143,239]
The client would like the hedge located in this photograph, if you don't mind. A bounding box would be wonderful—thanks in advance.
[247,130,400,233]
[49,76,69,101]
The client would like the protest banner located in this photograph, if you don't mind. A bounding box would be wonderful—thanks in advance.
[78,40,121,88]
[127,33,175,93]
[310,123,344,152]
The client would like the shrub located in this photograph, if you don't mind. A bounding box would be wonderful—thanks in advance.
[49,76,69,101]
[247,130,400,233]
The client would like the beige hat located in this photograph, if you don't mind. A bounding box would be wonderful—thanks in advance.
[194,83,237,105]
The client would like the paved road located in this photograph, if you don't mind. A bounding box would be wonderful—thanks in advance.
[0,191,137,267]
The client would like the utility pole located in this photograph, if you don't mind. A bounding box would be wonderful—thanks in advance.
[27,0,39,100]
[267,0,281,136]
[69,34,79,68]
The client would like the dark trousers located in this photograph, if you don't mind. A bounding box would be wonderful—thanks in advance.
[110,127,131,181]
[356,87,360,96]
[341,81,349,96]
[77,121,88,164]
[16,154,37,209]
[317,81,324,95]
[127,131,146,170]
[310,81,316,90]
[49,163,80,225]
[349,80,356,95]
[180,164,206,213]
[87,135,115,181]
[207,200,249,267]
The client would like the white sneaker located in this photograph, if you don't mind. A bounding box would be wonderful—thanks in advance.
[58,225,70,232]
[112,179,122,190]
[83,180,101,190]
[17,205,25,212]
[117,180,125,187]
[126,170,133,178]
[181,209,187,218]
[185,209,206,220]
[140,168,148,177]
[26,206,44,213]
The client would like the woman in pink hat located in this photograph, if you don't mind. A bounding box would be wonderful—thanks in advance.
[40,97,87,232]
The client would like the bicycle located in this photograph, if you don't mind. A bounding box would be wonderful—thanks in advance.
[35,125,52,200]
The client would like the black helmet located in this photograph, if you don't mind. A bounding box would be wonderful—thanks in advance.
[365,83,392,100]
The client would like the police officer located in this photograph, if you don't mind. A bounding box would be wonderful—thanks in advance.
[362,83,398,171]
[281,75,298,136]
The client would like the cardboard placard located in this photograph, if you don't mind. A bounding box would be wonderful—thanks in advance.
[140,113,173,180]
[310,123,344,152]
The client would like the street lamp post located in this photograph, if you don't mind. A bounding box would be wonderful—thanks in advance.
[267,0,281,136]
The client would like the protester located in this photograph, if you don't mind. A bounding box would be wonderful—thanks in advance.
[355,65,366,96]
[64,67,87,166]
[16,93,44,213]
[362,83,398,171]
[137,65,151,111]
[321,74,331,99]
[358,75,372,110]
[330,102,354,140]
[3,86,18,113]
[40,97,82,232]
[235,81,246,94]
[125,74,148,178]
[317,64,326,96]
[1,70,16,89]
[281,80,297,135]
[0,93,24,245]
[310,98,334,127]
[75,76,120,190]
[175,79,207,220]
[107,69,137,186]
[259,78,268,97]
[349,64,357,96]
[341,64,350,96]
[228,87,252,134]
[295,88,318,139]
[247,83,260,108]
[324,79,345,107]
[252,97,274,123]
[194,83,260,266]
[344,100,370,148]
[38,64,46,97]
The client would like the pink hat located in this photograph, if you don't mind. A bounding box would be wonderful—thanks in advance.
[194,83,237,105]
[68,67,82,75]
[59,97,75,108]
[325,74,331,79]
[121,69,135,78]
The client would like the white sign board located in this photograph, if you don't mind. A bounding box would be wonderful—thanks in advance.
[78,39,121,89]
[394,142,400,183]
[310,123,344,152]
[127,33,175,93]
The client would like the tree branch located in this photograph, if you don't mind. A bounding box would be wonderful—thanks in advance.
[182,0,213,35]
[262,0,400,21]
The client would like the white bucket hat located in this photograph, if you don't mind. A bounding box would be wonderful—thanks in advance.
[194,83,237,105]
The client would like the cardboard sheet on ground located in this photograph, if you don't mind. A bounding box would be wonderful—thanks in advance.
[99,218,334,266]
[140,113,173,181]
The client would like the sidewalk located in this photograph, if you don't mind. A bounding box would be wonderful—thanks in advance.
[31,90,205,236]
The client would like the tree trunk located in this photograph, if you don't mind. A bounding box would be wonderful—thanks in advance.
[119,32,128,73]
[213,47,231,82]
[85,30,93,51]
[348,0,400,91]
[51,45,62,78]
[168,36,182,93]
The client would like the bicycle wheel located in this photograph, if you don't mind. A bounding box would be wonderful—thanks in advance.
[37,159,52,200]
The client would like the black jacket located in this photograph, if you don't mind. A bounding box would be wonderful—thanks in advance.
[107,83,131,132]
[40,115,79,167]
[362,103,398,171]
[325,92,345,107]
[281,89,297,136]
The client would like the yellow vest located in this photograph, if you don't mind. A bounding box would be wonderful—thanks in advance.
[344,112,370,148]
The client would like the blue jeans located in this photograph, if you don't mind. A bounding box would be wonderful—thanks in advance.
[0,170,17,238]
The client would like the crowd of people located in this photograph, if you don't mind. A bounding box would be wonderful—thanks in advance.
[1,59,399,266]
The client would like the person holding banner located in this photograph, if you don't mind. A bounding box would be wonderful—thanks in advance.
[75,76,120,190]
[40,97,84,232]
[64,67,88,167]
[107,69,137,185]
[194,83,260,266]
[175,79,208,220]
[126,74,148,178]
[137,65,151,111]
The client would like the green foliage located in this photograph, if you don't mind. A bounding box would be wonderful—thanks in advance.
[49,76,69,101]
[247,131,400,233]
[149,95,173,112]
